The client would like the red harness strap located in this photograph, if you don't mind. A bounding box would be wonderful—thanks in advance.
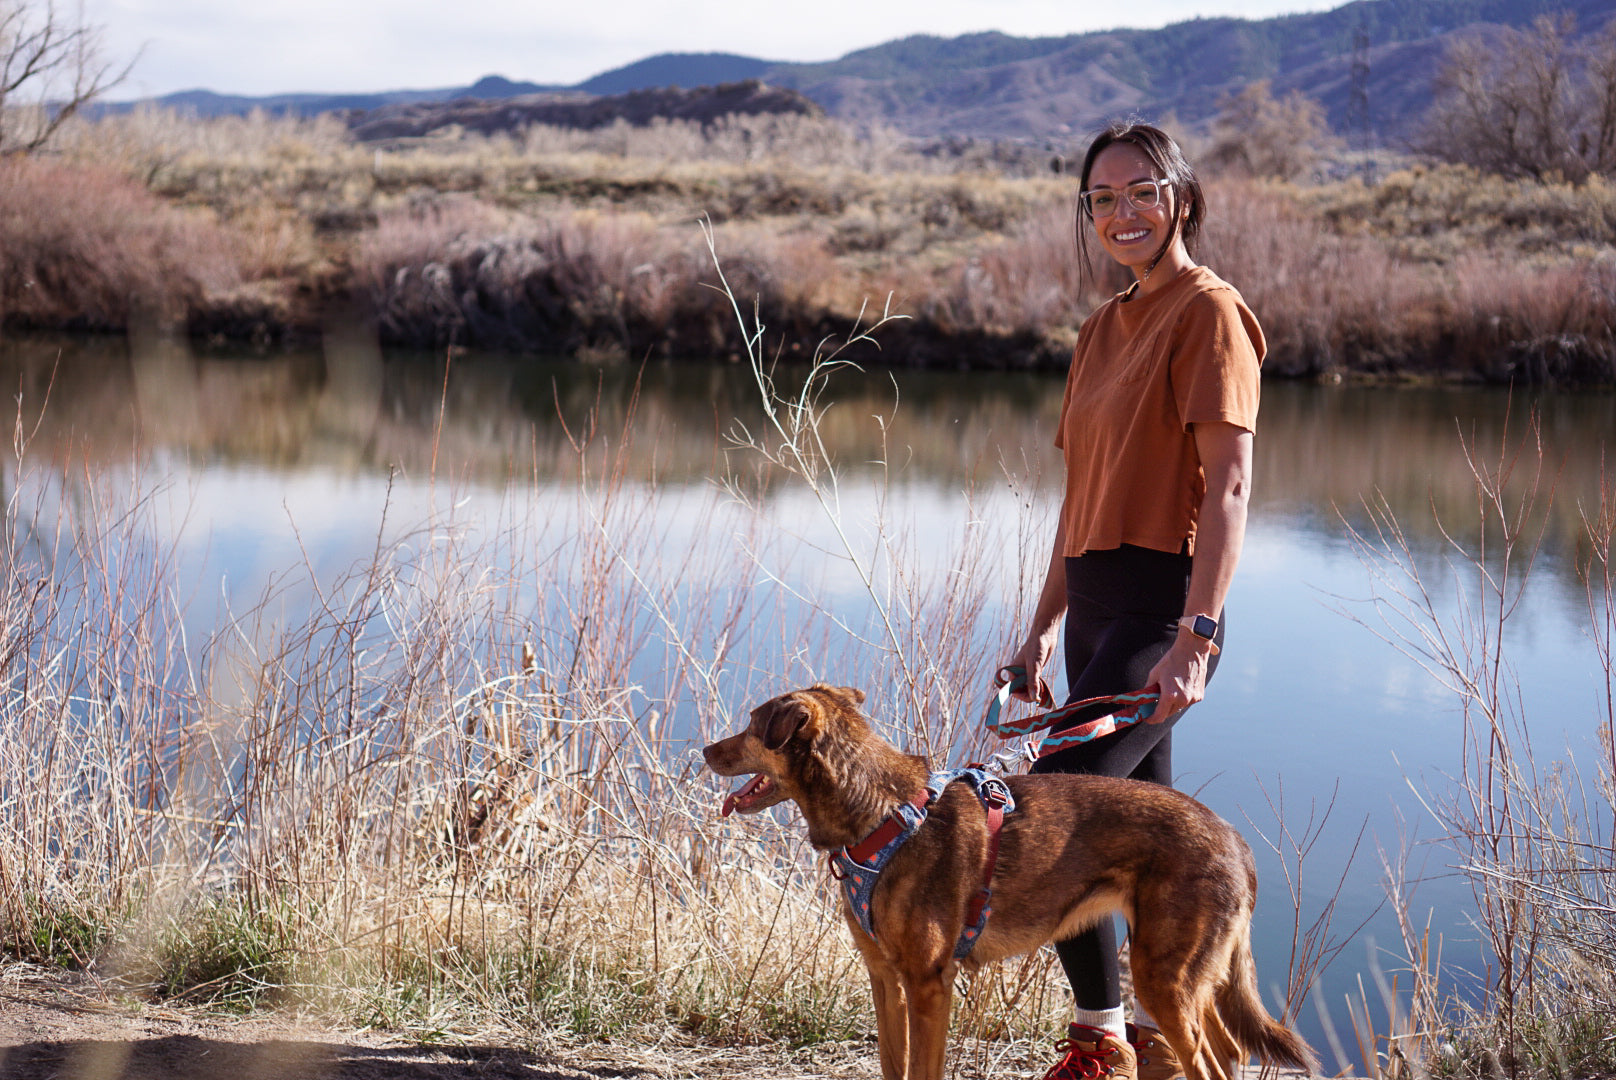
[963,775,1009,930]
[842,790,933,865]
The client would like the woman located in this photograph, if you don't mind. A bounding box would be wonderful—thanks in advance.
[1004,122,1264,1080]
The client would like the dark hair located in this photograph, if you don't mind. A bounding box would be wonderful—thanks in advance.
[1074,121,1205,292]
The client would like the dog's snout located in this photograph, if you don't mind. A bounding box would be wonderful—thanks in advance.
[702,731,747,773]
[701,741,724,768]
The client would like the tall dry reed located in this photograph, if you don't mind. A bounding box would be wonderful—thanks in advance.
[1343,414,1616,1079]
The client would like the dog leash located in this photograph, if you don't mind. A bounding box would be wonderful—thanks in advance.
[985,666,1159,760]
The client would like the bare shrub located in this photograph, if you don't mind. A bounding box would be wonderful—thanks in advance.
[52,106,357,185]
[914,197,1101,342]
[1344,417,1616,1077]
[1201,178,1616,382]
[0,156,244,329]
[519,113,915,173]
[356,200,854,358]
[356,202,711,354]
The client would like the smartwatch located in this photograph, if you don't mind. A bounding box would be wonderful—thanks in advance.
[1177,613,1220,653]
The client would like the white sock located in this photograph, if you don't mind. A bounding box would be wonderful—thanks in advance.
[1072,1005,1126,1040]
[1133,1003,1158,1031]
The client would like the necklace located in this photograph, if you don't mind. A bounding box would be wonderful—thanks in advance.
[1123,260,1195,301]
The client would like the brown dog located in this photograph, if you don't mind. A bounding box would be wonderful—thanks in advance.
[703,684,1317,1080]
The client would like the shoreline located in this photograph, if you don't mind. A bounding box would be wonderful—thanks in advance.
[2,310,1588,389]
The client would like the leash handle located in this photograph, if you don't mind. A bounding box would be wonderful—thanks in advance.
[986,665,1053,726]
[984,665,1160,741]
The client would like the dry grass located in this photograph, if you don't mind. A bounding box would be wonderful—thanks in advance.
[1301,164,1616,265]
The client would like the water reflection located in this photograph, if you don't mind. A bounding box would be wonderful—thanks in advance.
[5,332,1611,568]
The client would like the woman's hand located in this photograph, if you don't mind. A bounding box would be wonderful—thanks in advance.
[1145,630,1215,721]
[1004,629,1059,706]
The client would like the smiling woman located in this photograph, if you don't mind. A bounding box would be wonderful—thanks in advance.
[1001,119,1266,1080]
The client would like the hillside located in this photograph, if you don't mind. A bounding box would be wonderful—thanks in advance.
[757,0,1616,136]
[111,0,1616,139]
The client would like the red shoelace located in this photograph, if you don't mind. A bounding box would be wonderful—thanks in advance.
[1043,1033,1122,1080]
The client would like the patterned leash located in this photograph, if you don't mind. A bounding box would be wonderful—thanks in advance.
[984,665,1160,760]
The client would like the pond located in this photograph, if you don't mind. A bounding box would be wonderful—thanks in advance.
[3,328,1612,1071]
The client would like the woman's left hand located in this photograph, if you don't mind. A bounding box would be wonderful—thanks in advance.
[1145,632,1216,722]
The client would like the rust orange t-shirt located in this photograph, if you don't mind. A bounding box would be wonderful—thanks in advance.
[1054,266,1264,557]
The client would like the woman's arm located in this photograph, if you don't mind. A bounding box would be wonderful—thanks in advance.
[1006,514,1068,704]
[1146,420,1252,719]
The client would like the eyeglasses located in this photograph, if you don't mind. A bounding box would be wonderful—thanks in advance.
[1079,179,1168,218]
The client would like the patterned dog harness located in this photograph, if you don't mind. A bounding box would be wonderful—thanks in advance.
[984,666,1159,759]
[829,768,1015,960]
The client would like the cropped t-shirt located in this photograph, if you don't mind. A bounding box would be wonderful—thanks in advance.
[1055,266,1264,558]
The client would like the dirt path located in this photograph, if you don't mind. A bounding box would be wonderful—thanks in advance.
[0,965,897,1080]
[0,966,1330,1080]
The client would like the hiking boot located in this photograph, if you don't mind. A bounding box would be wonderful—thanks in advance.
[1128,1022,1186,1080]
[1042,1023,1138,1080]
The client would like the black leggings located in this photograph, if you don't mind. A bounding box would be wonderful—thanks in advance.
[1030,544,1223,1012]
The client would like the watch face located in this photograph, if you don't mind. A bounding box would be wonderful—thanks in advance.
[1189,614,1217,639]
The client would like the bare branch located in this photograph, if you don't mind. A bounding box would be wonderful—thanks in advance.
[0,0,133,157]
[1421,13,1616,180]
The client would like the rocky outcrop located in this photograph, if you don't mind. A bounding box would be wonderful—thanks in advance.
[348,79,822,141]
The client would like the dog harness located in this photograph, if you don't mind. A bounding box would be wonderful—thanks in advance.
[984,666,1159,759]
[829,768,1015,960]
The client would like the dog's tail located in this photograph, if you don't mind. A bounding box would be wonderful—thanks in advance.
[1220,927,1320,1074]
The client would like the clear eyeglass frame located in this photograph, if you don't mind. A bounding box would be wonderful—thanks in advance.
[1080,178,1168,218]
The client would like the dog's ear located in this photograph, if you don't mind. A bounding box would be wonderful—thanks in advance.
[812,683,866,707]
[759,698,811,751]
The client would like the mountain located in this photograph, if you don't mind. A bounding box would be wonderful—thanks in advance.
[129,87,458,118]
[107,0,1616,139]
[750,0,1616,137]
[578,53,776,95]
[100,74,564,119]
[457,75,554,99]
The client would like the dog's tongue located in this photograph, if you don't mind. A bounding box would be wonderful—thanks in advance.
[721,774,768,817]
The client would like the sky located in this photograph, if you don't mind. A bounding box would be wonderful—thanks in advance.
[80,0,1349,100]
